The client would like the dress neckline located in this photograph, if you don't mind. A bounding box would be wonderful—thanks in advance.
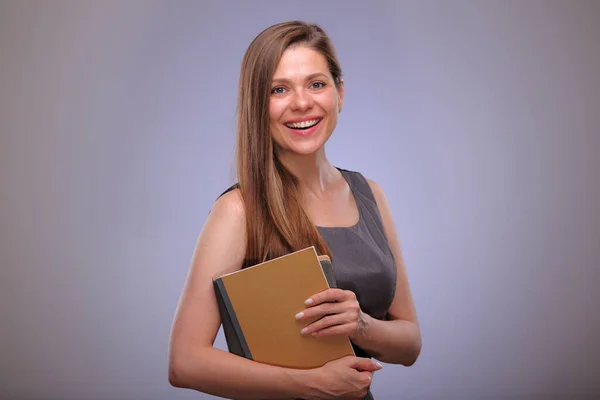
[316,168,362,231]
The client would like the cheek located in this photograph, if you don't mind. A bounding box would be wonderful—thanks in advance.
[268,101,285,146]
[320,92,339,113]
[269,99,285,123]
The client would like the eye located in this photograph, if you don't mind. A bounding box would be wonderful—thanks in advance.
[271,87,285,95]
[310,81,325,89]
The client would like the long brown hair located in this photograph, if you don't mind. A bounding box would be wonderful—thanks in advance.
[236,21,343,266]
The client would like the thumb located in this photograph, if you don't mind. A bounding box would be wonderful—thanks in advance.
[350,357,383,372]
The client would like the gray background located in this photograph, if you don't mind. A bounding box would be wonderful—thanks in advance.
[1,1,599,399]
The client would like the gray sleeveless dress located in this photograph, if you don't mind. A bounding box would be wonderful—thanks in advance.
[220,168,397,400]
[317,168,397,400]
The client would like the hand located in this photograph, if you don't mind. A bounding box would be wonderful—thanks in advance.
[306,356,382,399]
[295,288,369,341]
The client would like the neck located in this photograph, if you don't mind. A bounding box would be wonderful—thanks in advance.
[276,147,336,195]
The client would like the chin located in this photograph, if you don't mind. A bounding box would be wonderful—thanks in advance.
[277,143,320,157]
[282,135,330,156]
[291,146,323,156]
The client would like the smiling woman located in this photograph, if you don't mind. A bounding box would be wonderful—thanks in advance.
[168,21,421,400]
[270,49,342,156]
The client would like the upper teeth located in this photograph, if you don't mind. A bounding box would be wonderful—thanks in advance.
[286,119,319,129]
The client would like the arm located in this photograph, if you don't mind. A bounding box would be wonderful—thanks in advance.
[168,189,313,399]
[350,179,422,366]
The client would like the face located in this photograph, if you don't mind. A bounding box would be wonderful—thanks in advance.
[269,45,344,157]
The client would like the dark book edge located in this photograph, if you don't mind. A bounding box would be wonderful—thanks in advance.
[319,259,337,289]
[213,278,253,360]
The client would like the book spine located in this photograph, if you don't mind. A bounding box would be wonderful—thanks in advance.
[214,278,253,360]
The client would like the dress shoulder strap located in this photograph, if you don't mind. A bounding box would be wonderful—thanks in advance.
[217,183,240,199]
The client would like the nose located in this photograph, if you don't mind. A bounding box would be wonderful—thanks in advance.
[290,88,314,111]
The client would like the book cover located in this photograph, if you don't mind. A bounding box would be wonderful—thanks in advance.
[213,247,354,369]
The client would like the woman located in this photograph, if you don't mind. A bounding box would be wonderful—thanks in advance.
[168,21,421,399]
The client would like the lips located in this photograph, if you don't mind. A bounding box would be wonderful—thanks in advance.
[284,117,323,130]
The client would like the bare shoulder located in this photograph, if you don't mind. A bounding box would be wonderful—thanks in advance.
[365,178,394,223]
[210,187,246,225]
[365,178,385,201]
[197,187,247,276]
[364,176,401,256]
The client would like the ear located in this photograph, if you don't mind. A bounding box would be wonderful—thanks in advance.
[337,77,345,113]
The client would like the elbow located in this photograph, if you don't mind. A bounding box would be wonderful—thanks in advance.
[168,358,186,388]
[401,332,422,367]
[374,336,422,366]
[168,350,197,389]
[394,348,420,367]
[401,347,420,367]
[387,322,421,367]
[168,348,212,390]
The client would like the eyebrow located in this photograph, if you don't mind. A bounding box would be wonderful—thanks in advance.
[271,72,330,85]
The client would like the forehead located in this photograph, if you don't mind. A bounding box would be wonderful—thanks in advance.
[272,45,330,80]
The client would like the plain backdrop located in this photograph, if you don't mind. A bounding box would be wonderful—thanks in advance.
[1,1,599,399]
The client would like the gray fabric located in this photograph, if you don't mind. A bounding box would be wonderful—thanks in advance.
[318,168,397,324]
[317,168,398,400]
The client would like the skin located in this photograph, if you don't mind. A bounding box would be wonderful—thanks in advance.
[168,44,420,399]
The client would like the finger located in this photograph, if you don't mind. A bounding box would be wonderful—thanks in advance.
[349,357,383,372]
[359,370,374,382]
[309,322,355,338]
[295,300,349,321]
[353,370,373,391]
[305,288,355,306]
[301,314,351,336]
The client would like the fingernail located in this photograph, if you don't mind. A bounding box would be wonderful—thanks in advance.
[376,362,383,369]
[300,328,308,334]
[295,312,304,319]
[305,298,313,305]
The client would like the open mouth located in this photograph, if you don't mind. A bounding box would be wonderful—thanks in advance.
[284,118,322,130]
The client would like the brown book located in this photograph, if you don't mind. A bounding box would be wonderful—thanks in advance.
[213,246,355,369]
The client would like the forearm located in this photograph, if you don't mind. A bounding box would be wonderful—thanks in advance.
[169,346,315,399]
[352,316,421,366]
